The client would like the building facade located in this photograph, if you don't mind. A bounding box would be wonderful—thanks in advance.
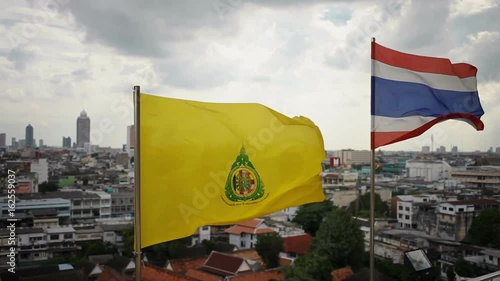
[25,124,34,148]
[406,160,451,182]
[77,110,90,148]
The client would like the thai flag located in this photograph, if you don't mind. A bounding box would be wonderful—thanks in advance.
[371,42,485,149]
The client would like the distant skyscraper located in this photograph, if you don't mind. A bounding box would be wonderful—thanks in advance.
[25,124,34,148]
[422,146,430,153]
[452,146,458,153]
[126,125,135,156]
[439,146,446,153]
[11,137,16,147]
[39,139,44,148]
[0,133,6,148]
[77,110,90,148]
[496,147,500,153]
[62,136,72,148]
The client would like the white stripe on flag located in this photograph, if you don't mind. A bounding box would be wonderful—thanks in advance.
[371,115,436,132]
[372,60,477,92]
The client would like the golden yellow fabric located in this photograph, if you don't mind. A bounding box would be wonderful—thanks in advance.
[139,93,325,248]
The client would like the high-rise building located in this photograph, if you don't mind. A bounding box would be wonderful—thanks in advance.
[422,146,430,153]
[76,110,90,148]
[62,136,72,148]
[126,125,135,156]
[39,139,44,148]
[439,146,446,153]
[451,146,458,153]
[0,133,6,148]
[25,124,34,148]
[11,137,16,147]
[496,147,500,153]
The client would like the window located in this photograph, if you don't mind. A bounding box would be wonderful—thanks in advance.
[423,199,427,202]
[449,208,454,211]
[202,226,209,231]
[442,207,446,211]
[50,234,59,240]
[106,233,114,237]
[398,206,403,210]
[458,208,464,212]
[74,200,81,206]
[240,233,246,238]
[398,214,403,218]
[250,234,253,240]
[488,255,493,261]
[240,240,246,247]
[64,234,72,239]
[405,215,410,220]
[405,207,410,211]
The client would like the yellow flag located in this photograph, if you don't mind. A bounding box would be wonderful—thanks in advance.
[139,93,326,248]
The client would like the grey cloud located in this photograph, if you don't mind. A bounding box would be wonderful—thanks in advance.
[72,68,92,80]
[7,46,36,71]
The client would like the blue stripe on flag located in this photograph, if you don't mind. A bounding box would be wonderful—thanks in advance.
[371,77,484,118]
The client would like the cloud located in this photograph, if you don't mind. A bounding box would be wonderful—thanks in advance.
[7,45,37,70]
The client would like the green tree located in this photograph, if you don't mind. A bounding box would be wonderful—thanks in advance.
[348,192,389,218]
[292,200,334,236]
[201,239,215,254]
[255,232,283,269]
[39,181,59,192]
[454,257,481,278]
[311,208,365,271]
[286,208,365,280]
[468,208,500,248]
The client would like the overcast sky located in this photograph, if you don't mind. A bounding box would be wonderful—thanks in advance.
[1,0,499,152]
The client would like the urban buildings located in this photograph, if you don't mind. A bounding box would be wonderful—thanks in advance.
[76,110,90,148]
[0,133,5,148]
[62,136,71,148]
[422,146,430,153]
[126,125,135,157]
[25,124,34,148]
[405,159,451,181]
[450,166,500,189]
[330,149,371,165]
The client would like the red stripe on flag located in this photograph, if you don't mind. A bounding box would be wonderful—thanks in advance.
[371,113,484,149]
[372,42,477,78]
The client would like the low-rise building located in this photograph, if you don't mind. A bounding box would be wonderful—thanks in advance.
[225,219,275,249]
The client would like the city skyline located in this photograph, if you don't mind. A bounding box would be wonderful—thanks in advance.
[1,1,500,151]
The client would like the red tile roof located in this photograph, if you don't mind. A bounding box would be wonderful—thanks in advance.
[201,252,250,277]
[226,269,284,281]
[228,249,263,263]
[167,256,207,273]
[238,219,264,228]
[224,225,275,235]
[447,199,499,206]
[283,234,312,255]
[140,265,196,281]
[279,257,294,267]
[331,267,354,281]
[96,266,127,281]
[185,269,222,281]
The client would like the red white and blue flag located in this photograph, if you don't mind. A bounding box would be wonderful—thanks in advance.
[371,42,485,149]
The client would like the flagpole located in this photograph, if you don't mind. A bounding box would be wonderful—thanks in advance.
[133,85,142,281]
[370,37,376,281]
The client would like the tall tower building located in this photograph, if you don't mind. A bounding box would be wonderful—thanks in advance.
[77,110,91,148]
[62,136,72,148]
[126,125,135,156]
[0,133,6,148]
[25,124,34,148]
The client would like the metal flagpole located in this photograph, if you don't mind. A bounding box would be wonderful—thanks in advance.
[370,37,376,281]
[133,85,142,281]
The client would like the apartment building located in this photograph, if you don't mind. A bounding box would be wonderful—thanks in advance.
[405,160,451,182]
[451,166,500,189]
[111,191,134,218]
[0,198,71,227]
[437,199,499,241]
[225,219,275,249]
[396,195,439,229]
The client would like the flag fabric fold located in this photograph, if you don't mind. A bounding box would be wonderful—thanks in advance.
[139,94,326,248]
[371,42,485,149]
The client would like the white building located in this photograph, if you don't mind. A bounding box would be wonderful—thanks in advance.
[192,226,211,245]
[224,219,275,249]
[331,150,371,165]
[17,228,48,262]
[406,159,451,182]
[30,158,48,184]
[396,195,438,228]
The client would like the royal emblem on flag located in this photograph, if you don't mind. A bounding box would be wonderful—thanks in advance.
[224,146,265,203]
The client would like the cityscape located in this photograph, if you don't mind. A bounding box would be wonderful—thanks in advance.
[0,113,500,280]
